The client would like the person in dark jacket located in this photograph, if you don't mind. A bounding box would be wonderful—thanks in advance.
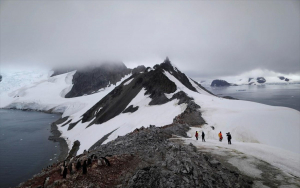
[83,160,87,175]
[202,131,205,142]
[195,131,199,140]
[226,132,232,145]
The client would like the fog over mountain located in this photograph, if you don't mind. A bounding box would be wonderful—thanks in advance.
[1,1,299,78]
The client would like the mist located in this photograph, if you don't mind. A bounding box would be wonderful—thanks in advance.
[1,0,299,78]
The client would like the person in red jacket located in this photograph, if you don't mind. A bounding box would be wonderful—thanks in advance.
[218,131,223,142]
[195,131,199,140]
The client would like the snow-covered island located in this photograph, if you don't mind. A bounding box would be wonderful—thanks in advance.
[1,59,300,187]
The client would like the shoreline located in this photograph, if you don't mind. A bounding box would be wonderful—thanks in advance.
[48,117,70,161]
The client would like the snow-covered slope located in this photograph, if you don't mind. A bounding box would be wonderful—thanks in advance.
[1,60,299,158]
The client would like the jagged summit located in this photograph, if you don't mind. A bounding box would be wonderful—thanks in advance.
[79,58,202,127]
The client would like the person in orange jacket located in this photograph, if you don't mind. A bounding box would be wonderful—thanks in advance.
[195,131,199,140]
[218,131,223,142]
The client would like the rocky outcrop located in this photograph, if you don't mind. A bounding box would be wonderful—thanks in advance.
[211,79,231,87]
[257,77,266,83]
[79,58,202,128]
[0,75,2,82]
[131,65,146,75]
[18,124,253,188]
[65,62,131,98]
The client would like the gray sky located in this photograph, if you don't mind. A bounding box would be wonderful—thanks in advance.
[1,0,299,78]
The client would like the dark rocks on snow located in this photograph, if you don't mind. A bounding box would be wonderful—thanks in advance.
[279,76,285,80]
[0,75,2,82]
[81,58,201,127]
[190,78,216,96]
[248,78,253,82]
[222,96,238,100]
[285,78,289,82]
[131,65,146,75]
[211,79,231,87]
[257,77,266,83]
[65,62,131,98]
[122,105,139,113]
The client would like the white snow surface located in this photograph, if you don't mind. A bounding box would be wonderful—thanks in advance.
[182,127,300,177]
[163,71,300,154]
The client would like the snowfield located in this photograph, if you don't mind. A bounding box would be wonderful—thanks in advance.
[0,66,299,178]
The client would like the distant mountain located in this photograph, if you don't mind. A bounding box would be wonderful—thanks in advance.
[208,75,298,87]
[1,58,299,156]
[211,79,231,87]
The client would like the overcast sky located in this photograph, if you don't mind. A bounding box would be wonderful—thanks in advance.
[1,0,299,78]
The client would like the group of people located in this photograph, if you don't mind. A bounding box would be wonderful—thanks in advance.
[195,131,205,142]
[195,131,232,145]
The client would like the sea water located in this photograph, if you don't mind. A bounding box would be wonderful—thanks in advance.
[205,84,300,111]
[0,109,61,188]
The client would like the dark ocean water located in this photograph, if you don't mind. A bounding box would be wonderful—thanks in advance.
[204,84,300,111]
[0,109,60,188]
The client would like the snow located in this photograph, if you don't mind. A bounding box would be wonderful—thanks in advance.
[1,65,299,176]
[58,88,185,154]
[181,128,300,177]
[123,78,134,86]
[163,71,300,154]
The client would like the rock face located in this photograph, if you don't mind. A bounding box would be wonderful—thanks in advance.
[257,77,266,83]
[18,124,253,188]
[65,62,131,98]
[78,58,202,128]
[279,76,285,80]
[211,79,231,87]
[0,75,2,82]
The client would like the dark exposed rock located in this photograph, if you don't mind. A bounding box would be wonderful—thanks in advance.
[19,123,254,188]
[0,75,2,82]
[211,79,231,87]
[257,77,266,83]
[285,78,289,82]
[123,105,139,113]
[248,78,253,82]
[51,67,76,77]
[279,76,285,80]
[81,58,201,127]
[67,140,80,159]
[65,62,131,98]
[159,58,197,92]
[190,78,216,96]
[132,65,146,75]
[222,96,238,100]
[68,119,82,130]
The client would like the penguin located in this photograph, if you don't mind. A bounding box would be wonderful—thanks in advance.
[82,160,87,175]
[101,157,111,166]
[68,162,72,174]
[63,166,67,179]
[76,160,81,170]
[60,165,64,176]
[43,177,50,187]
[72,163,76,173]
[88,157,92,166]
[97,159,103,166]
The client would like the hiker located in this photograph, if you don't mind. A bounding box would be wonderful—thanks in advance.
[226,132,232,145]
[202,131,205,142]
[195,131,199,140]
[218,131,223,142]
